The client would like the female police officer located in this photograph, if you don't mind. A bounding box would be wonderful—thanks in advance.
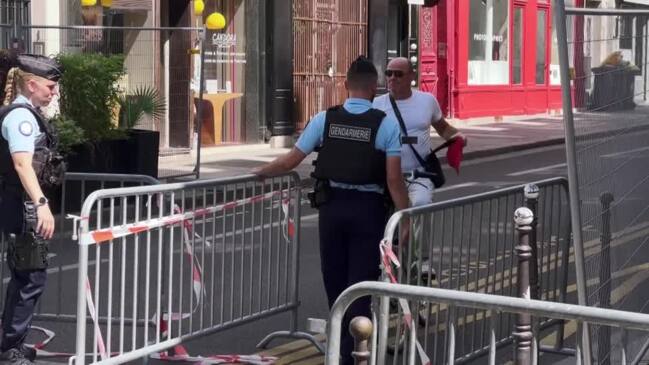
[253,56,409,365]
[0,53,63,365]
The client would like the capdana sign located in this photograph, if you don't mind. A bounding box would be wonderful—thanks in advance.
[212,33,237,48]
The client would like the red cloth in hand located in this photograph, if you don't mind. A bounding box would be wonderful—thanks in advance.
[447,138,464,174]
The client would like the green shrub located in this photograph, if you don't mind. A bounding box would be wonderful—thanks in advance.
[51,115,88,156]
[56,53,125,141]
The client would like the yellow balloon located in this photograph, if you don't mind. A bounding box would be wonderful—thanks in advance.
[81,0,97,6]
[194,0,205,16]
[205,12,226,30]
[101,0,112,7]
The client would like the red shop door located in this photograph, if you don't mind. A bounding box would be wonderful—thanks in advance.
[418,4,448,115]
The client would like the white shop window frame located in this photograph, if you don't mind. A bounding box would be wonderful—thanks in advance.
[468,0,510,85]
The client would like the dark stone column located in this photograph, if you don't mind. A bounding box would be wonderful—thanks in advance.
[168,0,191,147]
[245,0,266,143]
[368,0,389,92]
[268,0,294,148]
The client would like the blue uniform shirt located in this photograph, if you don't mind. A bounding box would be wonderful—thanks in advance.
[296,98,402,193]
[1,95,41,154]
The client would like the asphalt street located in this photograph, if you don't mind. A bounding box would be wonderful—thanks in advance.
[12,139,649,364]
[12,143,573,363]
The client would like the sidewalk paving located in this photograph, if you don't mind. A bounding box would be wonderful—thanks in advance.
[163,113,567,181]
[163,104,649,183]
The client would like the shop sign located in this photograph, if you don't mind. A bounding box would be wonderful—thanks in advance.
[212,33,237,48]
[473,33,504,43]
[207,33,247,65]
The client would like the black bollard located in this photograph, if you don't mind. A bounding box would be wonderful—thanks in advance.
[524,184,540,300]
[598,192,614,365]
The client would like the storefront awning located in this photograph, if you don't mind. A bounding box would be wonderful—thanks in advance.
[623,0,649,6]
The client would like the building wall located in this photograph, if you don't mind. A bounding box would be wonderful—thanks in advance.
[452,0,649,118]
[292,0,368,131]
[449,0,565,118]
[29,0,64,55]
[121,10,155,91]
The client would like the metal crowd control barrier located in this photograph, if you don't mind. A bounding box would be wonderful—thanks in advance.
[0,172,162,323]
[376,177,573,364]
[555,3,649,364]
[71,173,319,365]
[59,173,162,233]
[326,281,649,365]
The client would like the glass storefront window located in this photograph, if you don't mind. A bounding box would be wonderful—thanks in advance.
[550,0,575,85]
[513,7,523,85]
[468,0,509,85]
[536,9,547,84]
[202,0,247,144]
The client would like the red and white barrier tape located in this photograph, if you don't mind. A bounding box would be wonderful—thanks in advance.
[81,189,294,246]
[24,327,116,359]
[379,239,431,365]
[78,188,295,364]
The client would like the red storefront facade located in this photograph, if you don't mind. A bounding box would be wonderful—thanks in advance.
[416,0,582,119]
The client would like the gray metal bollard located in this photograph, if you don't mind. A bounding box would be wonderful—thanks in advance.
[349,316,372,365]
[514,207,534,365]
[598,192,614,365]
[524,184,540,300]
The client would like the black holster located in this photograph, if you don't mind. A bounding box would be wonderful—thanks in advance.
[307,180,331,209]
[7,202,49,271]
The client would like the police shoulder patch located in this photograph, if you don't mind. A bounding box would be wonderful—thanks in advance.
[18,121,34,136]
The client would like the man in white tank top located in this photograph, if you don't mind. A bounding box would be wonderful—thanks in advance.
[373,57,466,206]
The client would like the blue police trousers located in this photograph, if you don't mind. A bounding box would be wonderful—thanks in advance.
[0,191,47,352]
[318,188,387,365]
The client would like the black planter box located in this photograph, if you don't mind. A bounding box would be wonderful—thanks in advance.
[54,129,160,213]
[66,138,129,174]
[65,129,159,177]
[127,129,160,179]
[590,66,641,111]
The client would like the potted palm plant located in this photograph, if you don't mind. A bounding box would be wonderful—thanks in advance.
[117,86,166,178]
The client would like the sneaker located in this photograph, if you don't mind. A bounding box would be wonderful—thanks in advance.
[0,348,34,365]
[20,346,35,362]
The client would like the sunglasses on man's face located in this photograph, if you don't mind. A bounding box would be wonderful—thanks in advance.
[385,70,405,78]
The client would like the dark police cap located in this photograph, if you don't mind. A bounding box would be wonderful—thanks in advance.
[16,54,63,81]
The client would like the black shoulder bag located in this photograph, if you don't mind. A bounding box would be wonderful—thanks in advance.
[389,96,445,188]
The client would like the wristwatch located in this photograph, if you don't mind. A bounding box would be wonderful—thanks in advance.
[36,196,48,207]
